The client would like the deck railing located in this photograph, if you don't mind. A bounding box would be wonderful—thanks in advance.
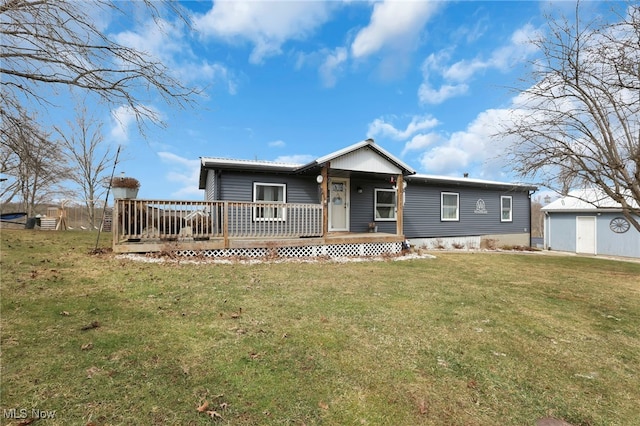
[113,199,323,245]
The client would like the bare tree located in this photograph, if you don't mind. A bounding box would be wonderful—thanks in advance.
[499,3,640,231]
[55,104,114,228]
[0,108,69,216]
[0,0,198,137]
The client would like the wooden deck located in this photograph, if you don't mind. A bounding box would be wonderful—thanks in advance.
[113,232,404,253]
[111,198,405,254]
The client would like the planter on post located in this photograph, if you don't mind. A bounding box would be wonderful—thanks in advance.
[111,176,140,199]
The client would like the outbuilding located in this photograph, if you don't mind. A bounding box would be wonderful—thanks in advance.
[542,189,640,258]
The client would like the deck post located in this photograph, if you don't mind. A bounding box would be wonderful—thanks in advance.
[321,163,329,238]
[396,174,404,237]
[223,201,229,248]
[112,200,119,248]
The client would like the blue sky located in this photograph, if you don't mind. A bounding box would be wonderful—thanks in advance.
[47,0,622,201]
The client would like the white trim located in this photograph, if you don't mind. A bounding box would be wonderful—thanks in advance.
[328,177,350,231]
[313,139,415,174]
[374,188,397,221]
[441,192,459,221]
[500,196,513,222]
[253,182,286,221]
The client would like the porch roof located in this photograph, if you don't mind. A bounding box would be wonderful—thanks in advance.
[199,138,415,189]
[296,138,415,175]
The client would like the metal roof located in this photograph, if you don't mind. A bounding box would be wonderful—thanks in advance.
[407,173,537,191]
[298,139,415,175]
[541,188,638,212]
[200,157,301,171]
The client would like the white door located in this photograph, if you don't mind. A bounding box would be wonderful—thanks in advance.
[576,216,596,254]
[329,178,349,231]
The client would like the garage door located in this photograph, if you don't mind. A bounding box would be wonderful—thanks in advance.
[576,216,596,254]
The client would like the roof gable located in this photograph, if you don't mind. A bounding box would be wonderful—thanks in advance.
[310,139,415,175]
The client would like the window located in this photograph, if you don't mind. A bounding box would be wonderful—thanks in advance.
[375,189,396,221]
[441,192,459,221]
[253,182,286,221]
[501,196,512,222]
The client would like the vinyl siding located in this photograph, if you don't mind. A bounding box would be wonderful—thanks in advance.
[350,175,397,233]
[211,169,532,239]
[218,171,319,203]
[403,183,531,238]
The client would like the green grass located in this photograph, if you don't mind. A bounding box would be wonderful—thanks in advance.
[1,230,639,425]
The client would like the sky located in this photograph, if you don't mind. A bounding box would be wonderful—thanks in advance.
[43,0,626,201]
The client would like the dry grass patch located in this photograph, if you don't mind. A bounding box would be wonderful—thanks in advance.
[1,230,639,425]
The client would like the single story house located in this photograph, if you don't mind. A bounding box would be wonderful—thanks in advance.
[112,139,536,256]
[542,189,640,258]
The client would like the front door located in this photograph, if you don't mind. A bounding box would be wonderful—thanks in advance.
[329,178,349,231]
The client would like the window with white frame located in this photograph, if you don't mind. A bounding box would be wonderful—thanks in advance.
[374,189,396,221]
[441,192,459,221]
[253,182,286,221]
[501,196,512,222]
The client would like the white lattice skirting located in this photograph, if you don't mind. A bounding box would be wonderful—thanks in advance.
[174,242,403,259]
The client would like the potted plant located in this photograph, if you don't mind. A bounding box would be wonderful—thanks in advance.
[110,176,140,199]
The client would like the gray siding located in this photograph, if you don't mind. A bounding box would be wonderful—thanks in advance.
[211,169,533,239]
[218,171,319,203]
[403,183,531,238]
[349,175,397,233]
[547,212,640,258]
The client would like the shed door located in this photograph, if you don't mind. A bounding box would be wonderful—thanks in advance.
[329,178,349,231]
[576,216,596,254]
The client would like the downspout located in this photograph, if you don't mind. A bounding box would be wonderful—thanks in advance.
[529,190,535,248]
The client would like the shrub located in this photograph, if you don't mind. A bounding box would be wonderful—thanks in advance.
[111,176,140,189]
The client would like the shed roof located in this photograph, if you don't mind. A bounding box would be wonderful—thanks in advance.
[542,188,639,212]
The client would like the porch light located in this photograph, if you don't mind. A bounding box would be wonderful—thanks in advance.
[357,187,363,194]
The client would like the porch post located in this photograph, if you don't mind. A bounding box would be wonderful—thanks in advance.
[396,174,404,236]
[223,201,229,249]
[321,163,329,237]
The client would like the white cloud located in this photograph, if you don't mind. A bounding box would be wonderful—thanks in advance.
[157,152,201,197]
[319,47,348,88]
[109,104,163,143]
[402,133,442,156]
[367,114,439,140]
[113,18,184,62]
[274,154,315,165]
[351,1,441,59]
[418,23,541,104]
[194,1,333,64]
[112,17,238,95]
[416,108,513,177]
[269,140,286,148]
[109,105,137,143]
[418,81,469,104]
[419,145,471,176]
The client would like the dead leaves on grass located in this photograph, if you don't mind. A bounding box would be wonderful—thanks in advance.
[196,395,227,421]
[81,320,100,331]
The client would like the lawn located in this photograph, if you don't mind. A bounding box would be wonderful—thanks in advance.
[1,230,639,425]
